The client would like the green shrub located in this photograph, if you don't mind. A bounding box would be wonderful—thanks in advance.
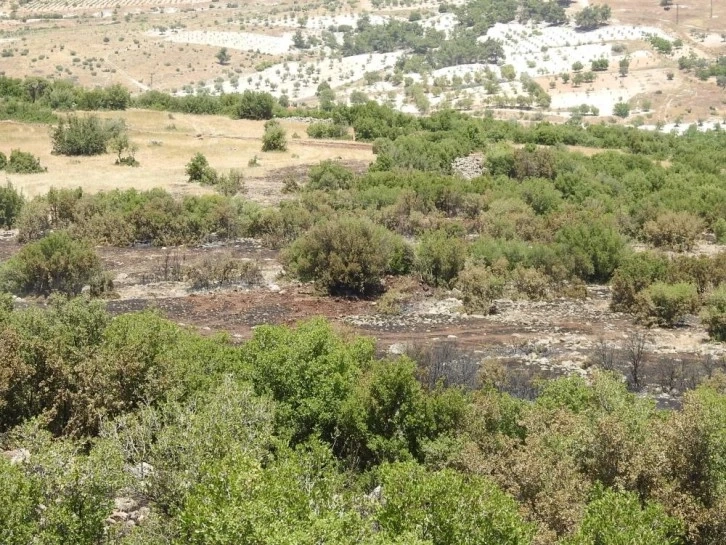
[261,119,287,152]
[250,201,315,249]
[242,319,373,444]
[642,211,704,251]
[236,90,275,120]
[0,182,24,228]
[0,231,102,296]
[611,252,670,312]
[416,229,468,288]
[0,151,6,170]
[613,101,631,118]
[5,150,46,174]
[283,216,405,295]
[701,286,726,341]
[511,265,550,300]
[565,488,683,545]
[457,266,505,314]
[50,115,124,156]
[376,462,536,545]
[307,122,349,139]
[556,221,624,282]
[636,281,699,327]
[713,218,726,244]
[215,169,245,196]
[15,199,52,242]
[185,152,213,183]
[307,160,354,191]
[0,430,125,545]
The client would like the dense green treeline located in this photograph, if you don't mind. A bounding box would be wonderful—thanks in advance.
[0,301,724,544]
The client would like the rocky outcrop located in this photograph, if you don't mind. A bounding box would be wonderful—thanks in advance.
[451,154,485,180]
[106,496,151,532]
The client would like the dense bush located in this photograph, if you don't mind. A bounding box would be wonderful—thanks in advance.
[642,211,704,251]
[4,149,46,174]
[701,286,726,341]
[457,265,505,313]
[0,231,102,297]
[185,152,216,184]
[636,281,699,327]
[16,188,257,246]
[283,216,406,295]
[50,115,125,156]
[0,182,24,228]
[611,252,670,312]
[307,122,349,139]
[556,221,624,282]
[235,90,276,120]
[261,119,287,151]
[415,229,468,288]
[307,160,355,191]
[0,300,723,545]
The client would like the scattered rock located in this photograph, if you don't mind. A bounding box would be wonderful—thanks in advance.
[1,448,30,465]
[451,154,485,180]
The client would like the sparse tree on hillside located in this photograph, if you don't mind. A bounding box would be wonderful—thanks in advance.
[575,4,612,29]
[619,57,631,77]
[216,47,231,65]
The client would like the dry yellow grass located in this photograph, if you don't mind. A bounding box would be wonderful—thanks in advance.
[1,110,373,201]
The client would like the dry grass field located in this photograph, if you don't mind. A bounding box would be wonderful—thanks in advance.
[0,111,374,201]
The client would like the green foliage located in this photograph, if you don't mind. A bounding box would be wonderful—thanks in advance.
[109,133,139,166]
[611,252,670,312]
[714,218,726,244]
[236,90,275,120]
[16,188,257,246]
[0,182,24,228]
[307,160,355,191]
[564,487,684,545]
[457,265,505,313]
[185,152,213,183]
[415,229,468,287]
[178,442,364,545]
[637,281,699,327]
[574,4,611,29]
[649,35,674,55]
[0,151,5,170]
[556,221,624,282]
[5,149,46,174]
[591,58,609,71]
[341,358,439,464]
[106,377,274,512]
[261,119,287,151]
[0,231,102,297]
[376,462,536,545]
[50,114,125,156]
[215,46,230,65]
[284,216,408,295]
[702,286,726,341]
[613,101,631,118]
[307,121,349,139]
[0,427,125,545]
[242,319,373,444]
